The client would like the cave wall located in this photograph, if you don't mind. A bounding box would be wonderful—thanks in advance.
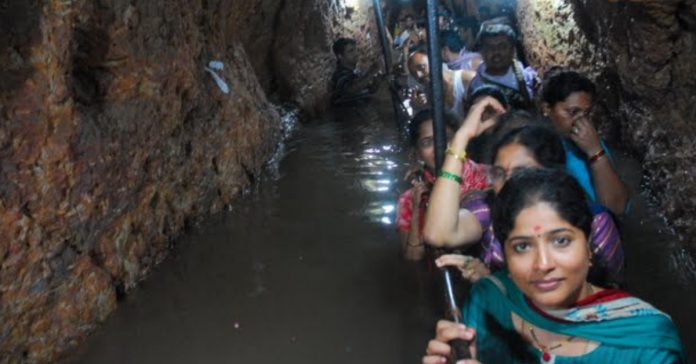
[0,0,377,362]
[271,0,381,113]
[225,0,381,112]
[517,0,696,244]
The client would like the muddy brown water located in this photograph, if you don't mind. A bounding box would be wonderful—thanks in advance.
[69,94,695,363]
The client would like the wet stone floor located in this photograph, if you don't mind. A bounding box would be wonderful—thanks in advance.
[69,94,695,363]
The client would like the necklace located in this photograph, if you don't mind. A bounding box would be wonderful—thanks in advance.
[520,319,575,363]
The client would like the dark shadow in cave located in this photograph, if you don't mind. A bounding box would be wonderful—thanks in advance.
[0,0,42,93]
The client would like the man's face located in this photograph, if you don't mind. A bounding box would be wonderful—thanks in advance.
[441,46,458,62]
[408,52,430,85]
[438,15,446,29]
[340,44,358,68]
[481,35,514,75]
[403,15,414,29]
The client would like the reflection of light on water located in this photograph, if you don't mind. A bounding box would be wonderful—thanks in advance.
[356,143,400,227]
[361,177,393,193]
[363,201,397,226]
[365,202,395,215]
[363,180,390,192]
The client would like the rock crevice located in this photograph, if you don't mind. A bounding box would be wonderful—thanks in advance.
[0,0,378,361]
[518,0,696,245]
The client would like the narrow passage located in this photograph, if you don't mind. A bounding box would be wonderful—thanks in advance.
[68,93,696,363]
[69,96,438,363]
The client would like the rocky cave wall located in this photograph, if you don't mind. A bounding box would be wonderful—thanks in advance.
[517,0,696,246]
[229,0,381,112]
[0,0,377,362]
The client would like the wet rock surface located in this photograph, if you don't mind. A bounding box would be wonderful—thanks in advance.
[517,0,696,250]
[67,93,440,364]
[0,0,377,362]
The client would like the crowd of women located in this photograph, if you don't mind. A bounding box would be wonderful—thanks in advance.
[387,1,686,363]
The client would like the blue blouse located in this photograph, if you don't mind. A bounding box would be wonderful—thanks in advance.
[562,139,614,203]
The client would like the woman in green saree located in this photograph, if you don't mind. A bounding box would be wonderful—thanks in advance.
[423,169,685,364]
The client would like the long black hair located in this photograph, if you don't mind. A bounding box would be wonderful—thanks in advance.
[408,109,459,147]
[489,125,565,168]
[468,85,509,111]
[540,69,596,106]
[492,168,593,245]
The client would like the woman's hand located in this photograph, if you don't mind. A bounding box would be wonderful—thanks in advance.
[453,96,506,146]
[411,180,428,205]
[423,320,478,364]
[569,116,602,156]
[436,254,490,283]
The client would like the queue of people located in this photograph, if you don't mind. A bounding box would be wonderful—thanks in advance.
[409,95,684,362]
[365,2,684,362]
[326,2,684,360]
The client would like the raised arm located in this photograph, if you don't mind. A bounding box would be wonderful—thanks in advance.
[423,97,504,247]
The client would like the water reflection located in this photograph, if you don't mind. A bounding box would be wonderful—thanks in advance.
[355,143,402,225]
[329,105,408,228]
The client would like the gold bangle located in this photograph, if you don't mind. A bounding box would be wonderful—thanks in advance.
[446,147,467,162]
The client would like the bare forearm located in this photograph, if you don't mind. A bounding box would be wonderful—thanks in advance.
[424,97,502,247]
[591,158,629,215]
[400,210,425,260]
[423,135,470,246]
[406,209,423,247]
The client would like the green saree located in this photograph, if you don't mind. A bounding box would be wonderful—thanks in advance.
[462,271,686,363]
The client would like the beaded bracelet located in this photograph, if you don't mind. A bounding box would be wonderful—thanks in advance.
[588,149,606,164]
[446,147,467,162]
[438,170,463,184]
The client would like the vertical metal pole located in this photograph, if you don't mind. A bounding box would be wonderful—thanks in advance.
[425,0,446,172]
[372,0,405,128]
[426,0,472,361]
[372,0,391,73]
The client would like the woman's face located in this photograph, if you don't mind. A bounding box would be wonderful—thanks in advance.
[416,120,453,171]
[491,143,541,194]
[544,91,593,136]
[504,202,592,310]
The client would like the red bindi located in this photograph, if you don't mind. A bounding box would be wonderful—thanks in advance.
[533,225,542,233]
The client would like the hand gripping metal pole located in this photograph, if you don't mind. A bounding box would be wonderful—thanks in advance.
[425,0,472,361]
